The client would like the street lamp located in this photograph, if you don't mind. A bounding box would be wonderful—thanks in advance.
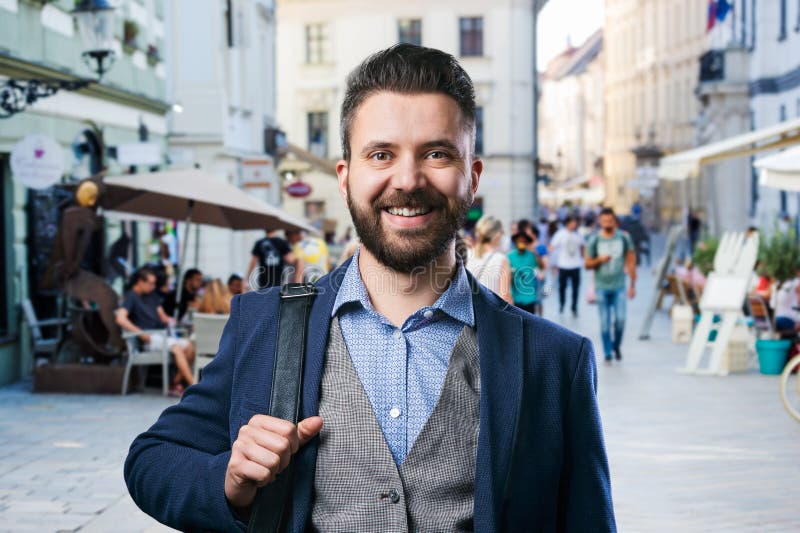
[0,0,117,119]
[74,0,117,79]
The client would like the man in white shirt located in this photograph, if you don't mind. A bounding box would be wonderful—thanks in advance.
[549,216,585,317]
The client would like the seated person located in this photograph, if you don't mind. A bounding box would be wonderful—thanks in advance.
[161,268,203,321]
[115,267,196,396]
[226,274,243,296]
[196,278,231,315]
[770,271,800,333]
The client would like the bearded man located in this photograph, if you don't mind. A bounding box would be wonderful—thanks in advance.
[125,44,616,532]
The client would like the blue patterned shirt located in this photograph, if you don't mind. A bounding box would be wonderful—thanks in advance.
[331,248,475,465]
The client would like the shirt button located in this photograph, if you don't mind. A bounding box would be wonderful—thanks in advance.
[388,488,401,504]
[423,310,433,319]
[393,329,402,339]
[389,407,401,418]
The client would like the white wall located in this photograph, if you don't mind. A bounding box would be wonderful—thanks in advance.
[166,0,280,281]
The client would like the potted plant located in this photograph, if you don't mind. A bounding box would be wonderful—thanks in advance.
[755,228,799,374]
[123,20,139,54]
[146,44,160,66]
[691,236,719,276]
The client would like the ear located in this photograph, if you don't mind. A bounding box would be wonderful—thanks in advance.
[470,157,483,199]
[336,159,349,208]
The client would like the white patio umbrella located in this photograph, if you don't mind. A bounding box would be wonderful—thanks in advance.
[100,168,318,318]
[753,146,800,191]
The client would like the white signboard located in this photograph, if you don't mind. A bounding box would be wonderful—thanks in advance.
[241,159,272,184]
[699,273,751,312]
[117,142,163,166]
[10,134,65,189]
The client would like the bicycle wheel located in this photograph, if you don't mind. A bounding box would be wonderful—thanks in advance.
[780,354,800,422]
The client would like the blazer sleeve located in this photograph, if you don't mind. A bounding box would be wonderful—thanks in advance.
[561,337,617,532]
[124,295,244,533]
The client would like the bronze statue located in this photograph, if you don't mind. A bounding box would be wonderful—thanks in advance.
[42,177,124,358]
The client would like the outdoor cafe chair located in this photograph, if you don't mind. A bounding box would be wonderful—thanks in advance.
[121,329,170,396]
[191,312,229,383]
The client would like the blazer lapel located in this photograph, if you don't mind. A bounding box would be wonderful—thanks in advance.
[470,275,524,532]
[288,261,347,532]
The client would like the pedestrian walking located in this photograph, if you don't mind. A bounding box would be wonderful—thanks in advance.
[465,215,513,303]
[125,44,615,532]
[247,230,302,290]
[508,231,541,314]
[550,215,584,317]
[585,207,637,363]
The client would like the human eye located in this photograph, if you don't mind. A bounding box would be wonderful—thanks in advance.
[370,151,392,162]
[426,150,450,160]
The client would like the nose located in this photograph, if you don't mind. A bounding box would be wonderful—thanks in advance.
[389,153,426,192]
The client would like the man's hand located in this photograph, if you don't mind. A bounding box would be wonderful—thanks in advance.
[598,255,612,264]
[628,286,636,299]
[225,415,323,510]
[139,333,151,344]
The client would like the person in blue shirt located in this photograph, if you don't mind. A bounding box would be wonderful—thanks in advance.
[507,232,540,315]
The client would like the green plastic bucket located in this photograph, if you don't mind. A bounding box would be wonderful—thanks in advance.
[755,339,792,375]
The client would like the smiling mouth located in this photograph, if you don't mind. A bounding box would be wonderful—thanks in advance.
[384,206,434,217]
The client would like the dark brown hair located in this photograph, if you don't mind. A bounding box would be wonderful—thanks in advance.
[340,44,476,161]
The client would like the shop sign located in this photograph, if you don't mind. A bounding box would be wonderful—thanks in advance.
[10,134,65,189]
[286,181,312,198]
[117,142,163,166]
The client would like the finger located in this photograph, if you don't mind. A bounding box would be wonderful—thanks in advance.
[243,430,294,469]
[237,438,283,476]
[297,416,324,446]
[249,415,297,440]
[231,457,274,488]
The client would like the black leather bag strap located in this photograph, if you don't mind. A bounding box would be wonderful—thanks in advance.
[247,282,317,533]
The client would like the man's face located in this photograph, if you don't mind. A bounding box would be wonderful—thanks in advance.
[139,274,156,295]
[599,214,617,233]
[228,279,243,295]
[189,273,203,291]
[567,219,578,231]
[337,91,482,273]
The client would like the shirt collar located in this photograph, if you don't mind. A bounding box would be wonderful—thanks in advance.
[332,247,475,327]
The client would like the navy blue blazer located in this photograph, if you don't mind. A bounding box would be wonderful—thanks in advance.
[125,261,616,532]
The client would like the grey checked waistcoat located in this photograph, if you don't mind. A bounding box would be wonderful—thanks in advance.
[310,318,480,532]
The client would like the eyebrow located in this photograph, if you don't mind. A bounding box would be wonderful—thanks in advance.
[359,141,397,158]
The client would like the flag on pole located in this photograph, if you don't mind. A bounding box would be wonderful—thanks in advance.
[716,0,732,22]
[707,0,718,32]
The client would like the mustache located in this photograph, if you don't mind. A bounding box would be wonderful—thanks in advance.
[373,189,448,210]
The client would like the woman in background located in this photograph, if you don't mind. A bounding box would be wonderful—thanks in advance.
[466,215,513,304]
[196,278,231,315]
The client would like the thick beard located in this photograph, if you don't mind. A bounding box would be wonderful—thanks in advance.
[348,185,470,274]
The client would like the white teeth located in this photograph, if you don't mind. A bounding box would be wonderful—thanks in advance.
[387,206,431,217]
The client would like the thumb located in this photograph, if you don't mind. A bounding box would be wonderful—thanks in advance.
[297,416,323,446]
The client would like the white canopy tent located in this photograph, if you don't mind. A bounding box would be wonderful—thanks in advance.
[753,146,800,191]
[658,117,800,181]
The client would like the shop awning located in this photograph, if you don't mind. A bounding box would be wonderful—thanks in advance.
[754,145,800,191]
[658,117,800,180]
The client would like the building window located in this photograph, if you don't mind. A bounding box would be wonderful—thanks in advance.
[225,0,234,48]
[0,161,6,337]
[306,24,330,64]
[398,18,422,46]
[475,107,484,155]
[796,98,800,117]
[307,112,329,158]
[780,104,787,122]
[779,0,788,40]
[796,0,800,31]
[459,17,483,57]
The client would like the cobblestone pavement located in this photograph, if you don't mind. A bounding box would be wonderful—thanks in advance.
[1,255,799,532]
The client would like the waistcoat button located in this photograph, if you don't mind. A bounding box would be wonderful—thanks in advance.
[388,488,400,504]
